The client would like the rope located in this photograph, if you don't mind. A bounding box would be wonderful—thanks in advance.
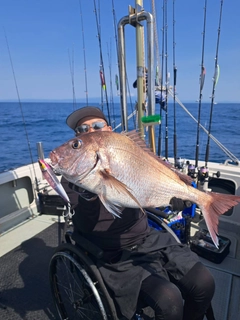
[168,89,239,164]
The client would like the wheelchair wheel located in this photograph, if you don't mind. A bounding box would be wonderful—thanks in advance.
[49,243,118,320]
[147,211,181,243]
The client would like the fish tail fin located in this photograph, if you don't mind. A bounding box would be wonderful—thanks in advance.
[200,192,240,248]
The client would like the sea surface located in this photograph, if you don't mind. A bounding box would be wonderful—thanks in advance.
[0,102,240,173]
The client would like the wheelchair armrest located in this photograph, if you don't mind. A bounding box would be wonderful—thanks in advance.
[71,231,104,260]
[145,207,169,219]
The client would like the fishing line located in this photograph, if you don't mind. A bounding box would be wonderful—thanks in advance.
[68,47,77,110]
[205,0,224,167]
[157,0,165,156]
[195,0,207,168]
[172,0,177,167]
[78,0,89,105]
[93,0,111,124]
[4,29,39,190]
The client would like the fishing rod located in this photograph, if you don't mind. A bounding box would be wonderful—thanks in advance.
[4,29,39,192]
[106,40,116,128]
[205,0,223,168]
[195,0,207,169]
[172,0,177,167]
[93,0,111,124]
[68,47,77,111]
[115,74,119,95]
[151,0,162,86]
[151,0,165,156]
[157,0,165,156]
[111,0,120,128]
[78,0,89,106]
[164,0,169,160]
[96,0,104,113]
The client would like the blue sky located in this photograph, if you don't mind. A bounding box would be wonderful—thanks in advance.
[0,0,239,103]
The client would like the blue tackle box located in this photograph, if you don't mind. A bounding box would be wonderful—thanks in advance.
[148,182,197,243]
[148,203,196,244]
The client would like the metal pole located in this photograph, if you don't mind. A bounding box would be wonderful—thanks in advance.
[135,0,145,139]
[118,19,128,131]
[146,8,155,152]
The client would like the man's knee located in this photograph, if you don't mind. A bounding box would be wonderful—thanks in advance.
[179,262,215,309]
[154,282,183,319]
[140,276,183,320]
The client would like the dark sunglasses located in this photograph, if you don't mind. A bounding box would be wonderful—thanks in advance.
[75,121,107,134]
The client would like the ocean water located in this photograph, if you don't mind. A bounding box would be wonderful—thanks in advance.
[0,101,239,173]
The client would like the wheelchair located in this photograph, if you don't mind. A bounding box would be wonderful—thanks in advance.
[49,208,182,320]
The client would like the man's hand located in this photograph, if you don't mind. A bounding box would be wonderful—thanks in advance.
[68,182,97,201]
[170,197,192,211]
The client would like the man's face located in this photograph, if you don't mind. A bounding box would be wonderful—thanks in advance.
[75,117,112,136]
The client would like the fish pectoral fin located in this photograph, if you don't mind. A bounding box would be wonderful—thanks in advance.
[98,194,122,218]
[99,170,145,214]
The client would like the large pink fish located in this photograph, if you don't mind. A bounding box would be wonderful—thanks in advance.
[50,131,240,247]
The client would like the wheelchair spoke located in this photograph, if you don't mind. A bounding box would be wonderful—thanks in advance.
[49,248,115,319]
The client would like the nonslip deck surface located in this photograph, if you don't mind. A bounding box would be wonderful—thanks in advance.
[0,222,64,320]
[0,220,236,320]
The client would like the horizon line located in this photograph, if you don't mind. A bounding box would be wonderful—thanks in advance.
[0,99,239,104]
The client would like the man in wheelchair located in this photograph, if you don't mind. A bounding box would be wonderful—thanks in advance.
[61,106,215,320]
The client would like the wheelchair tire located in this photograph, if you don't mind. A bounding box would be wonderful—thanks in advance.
[49,243,118,320]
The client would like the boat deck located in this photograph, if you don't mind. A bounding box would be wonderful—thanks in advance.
[0,215,239,319]
[0,216,60,319]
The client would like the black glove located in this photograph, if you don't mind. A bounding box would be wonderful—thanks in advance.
[68,182,97,201]
[170,197,192,211]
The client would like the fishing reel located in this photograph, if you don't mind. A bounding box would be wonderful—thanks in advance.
[175,157,186,170]
[187,163,198,179]
[197,166,209,184]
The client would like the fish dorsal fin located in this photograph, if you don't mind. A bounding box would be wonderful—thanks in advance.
[123,130,194,186]
[99,169,145,216]
[122,130,149,150]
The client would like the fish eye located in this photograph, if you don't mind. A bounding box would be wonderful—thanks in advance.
[72,139,82,149]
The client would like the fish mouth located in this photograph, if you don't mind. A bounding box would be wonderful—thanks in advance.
[49,150,100,183]
[49,151,64,175]
[49,151,58,166]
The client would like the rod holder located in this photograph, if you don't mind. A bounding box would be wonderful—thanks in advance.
[37,142,45,160]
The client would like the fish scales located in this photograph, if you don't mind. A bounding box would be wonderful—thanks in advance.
[50,131,240,247]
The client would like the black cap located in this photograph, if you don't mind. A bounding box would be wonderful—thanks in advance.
[66,106,108,130]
